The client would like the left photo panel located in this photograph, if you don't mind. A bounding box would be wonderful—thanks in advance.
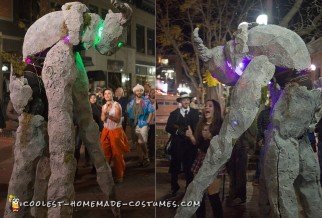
[0,0,156,217]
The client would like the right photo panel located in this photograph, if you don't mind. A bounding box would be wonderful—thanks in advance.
[155,0,322,217]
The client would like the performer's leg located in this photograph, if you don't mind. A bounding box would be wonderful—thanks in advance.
[71,53,118,216]
[264,130,299,217]
[4,114,47,218]
[42,41,77,217]
[297,136,322,217]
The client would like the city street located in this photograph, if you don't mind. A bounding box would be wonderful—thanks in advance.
[0,124,155,218]
[156,159,260,218]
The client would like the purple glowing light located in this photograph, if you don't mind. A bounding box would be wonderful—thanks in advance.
[25,57,32,64]
[235,57,252,76]
[63,35,70,44]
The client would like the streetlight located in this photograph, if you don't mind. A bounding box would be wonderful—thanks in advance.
[256,14,268,25]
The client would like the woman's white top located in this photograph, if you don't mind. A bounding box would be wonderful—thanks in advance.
[103,101,122,130]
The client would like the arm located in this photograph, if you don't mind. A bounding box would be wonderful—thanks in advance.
[186,126,197,145]
[101,104,107,122]
[146,100,155,124]
[165,112,178,135]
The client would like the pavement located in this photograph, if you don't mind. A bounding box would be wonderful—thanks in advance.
[1,120,262,218]
[156,159,261,218]
[0,122,155,218]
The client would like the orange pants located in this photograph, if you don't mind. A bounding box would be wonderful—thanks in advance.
[100,127,130,180]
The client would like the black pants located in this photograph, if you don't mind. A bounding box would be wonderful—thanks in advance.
[170,154,194,192]
[227,142,248,201]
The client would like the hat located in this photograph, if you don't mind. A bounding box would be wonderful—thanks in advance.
[133,84,144,93]
[176,92,193,102]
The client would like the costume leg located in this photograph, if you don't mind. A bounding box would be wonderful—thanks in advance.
[318,141,322,186]
[297,136,322,217]
[31,155,51,217]
[264,84,322,218]
[4,114,47,218]
[42,41,77,217]
[264,130,299,217]
[175,56,275,217]
[72,54,118,216]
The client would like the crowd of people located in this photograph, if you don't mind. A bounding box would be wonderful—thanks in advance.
[165,91,322,217]
[75,83,156,183]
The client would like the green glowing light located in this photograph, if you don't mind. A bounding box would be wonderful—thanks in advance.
[94,21,104,46]
[75,52,86,73]
[117,41,124,48]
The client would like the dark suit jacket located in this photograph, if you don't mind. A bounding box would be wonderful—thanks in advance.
[165,108,200,173]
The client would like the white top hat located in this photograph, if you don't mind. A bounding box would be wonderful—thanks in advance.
[133,84,144,93]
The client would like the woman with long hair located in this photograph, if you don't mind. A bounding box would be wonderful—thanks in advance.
[186,99,223,218]
[100,88,130,183]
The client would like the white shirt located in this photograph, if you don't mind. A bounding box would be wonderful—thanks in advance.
[103,102,122,130]
[180,107,190,117]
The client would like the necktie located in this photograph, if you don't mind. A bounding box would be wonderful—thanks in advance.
[185,110,188,117]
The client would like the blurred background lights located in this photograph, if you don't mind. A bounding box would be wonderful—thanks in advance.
[310,64,316,71]
[256,14,268,25]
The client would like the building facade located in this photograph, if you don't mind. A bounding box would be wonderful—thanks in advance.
[0,0,155,102]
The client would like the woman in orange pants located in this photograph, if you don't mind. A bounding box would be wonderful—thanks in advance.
[100,88,130,183]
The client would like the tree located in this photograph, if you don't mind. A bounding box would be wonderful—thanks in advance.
[157,0,260,106]
[157,0,322,106]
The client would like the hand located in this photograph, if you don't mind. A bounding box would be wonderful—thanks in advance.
[185,126,193,138]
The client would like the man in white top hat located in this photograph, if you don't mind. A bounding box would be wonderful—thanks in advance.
[165,92,200,195]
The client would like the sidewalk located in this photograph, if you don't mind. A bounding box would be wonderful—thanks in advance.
[156,158,260,218]
[0,125,155,218]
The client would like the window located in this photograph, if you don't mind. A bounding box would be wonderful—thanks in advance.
[136,24,145,53]
[147,28,155,56]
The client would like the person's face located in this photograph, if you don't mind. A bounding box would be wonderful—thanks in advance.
[144,84,151,93]
[135,89,144,98]
[89,95,97,104]
[104,90,113,101]
[115,88,124,97]
[201,125,212,140]
[98,91,103,98]
[149,89,155,99]
[204,100,214,120]
[181,98,191,109]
